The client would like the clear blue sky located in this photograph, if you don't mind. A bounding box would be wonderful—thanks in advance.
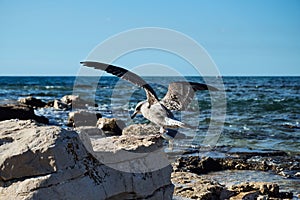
[1,0,300,76]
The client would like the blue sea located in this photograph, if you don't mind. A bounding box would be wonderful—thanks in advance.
[0,76,299,154]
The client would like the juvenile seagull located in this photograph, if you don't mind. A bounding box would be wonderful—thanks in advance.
[81,61,218,134]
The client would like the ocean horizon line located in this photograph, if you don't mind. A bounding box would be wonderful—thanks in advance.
[1,75,300,78]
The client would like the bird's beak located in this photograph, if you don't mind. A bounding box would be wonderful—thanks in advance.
[131,111,138,119]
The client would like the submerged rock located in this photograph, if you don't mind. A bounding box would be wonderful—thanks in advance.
[18,96,46,108]
[0,104,48,124]
[0,120,173,199]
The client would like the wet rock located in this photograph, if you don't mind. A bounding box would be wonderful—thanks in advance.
[67,110,102,127]
[0,104,48,124]
[226,148,288,159]
[18,96,46,108]
[53,99,69,110]
[174,156,222,174]
[51,95,97,110]
[60,94,80,105]
[0,120,174,200]
[122,124,160,135]
[277,170,293,178]
[173,147,300,179]
[96,118,125,136]
[45,100,54,107]
[219,155,300,178]
[61,95,98,109]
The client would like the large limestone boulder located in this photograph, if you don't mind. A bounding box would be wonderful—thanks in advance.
[0,120,174,200]
[0,104,48,124]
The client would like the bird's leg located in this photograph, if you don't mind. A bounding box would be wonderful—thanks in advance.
[154,126,165,138]
[168,139,174,151]
[159,127,166,134]
[160,128,174,151]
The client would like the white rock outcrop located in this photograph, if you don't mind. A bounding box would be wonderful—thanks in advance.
[0,120,174,200]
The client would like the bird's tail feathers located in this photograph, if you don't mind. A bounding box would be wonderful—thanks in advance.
[181,123,197,129]
[164,118,196,129]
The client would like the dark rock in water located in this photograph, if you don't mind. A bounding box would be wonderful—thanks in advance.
[18,96,46,108]
[220,155,300,179]
[45,100,54,107]
[173,147,300,179]
[226,148,288,158]
[174,156,222,174]
[0,104,48,124]
[0,120,174,199]
[96,118,125,136]
[67,110,102,127]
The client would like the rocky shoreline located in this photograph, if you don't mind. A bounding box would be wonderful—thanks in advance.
[0,96,299,199]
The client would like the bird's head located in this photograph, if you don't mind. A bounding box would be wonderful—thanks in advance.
[131,101,147,119]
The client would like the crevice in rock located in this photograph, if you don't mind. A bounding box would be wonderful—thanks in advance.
[142,184,174,200]
[0,137,14,145]
[82,153,107,185]
[28,173,85,193]
[1,172,55,188]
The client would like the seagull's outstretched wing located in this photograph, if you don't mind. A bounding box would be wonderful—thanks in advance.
[160,81,218,110]
[80,61,159,105]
